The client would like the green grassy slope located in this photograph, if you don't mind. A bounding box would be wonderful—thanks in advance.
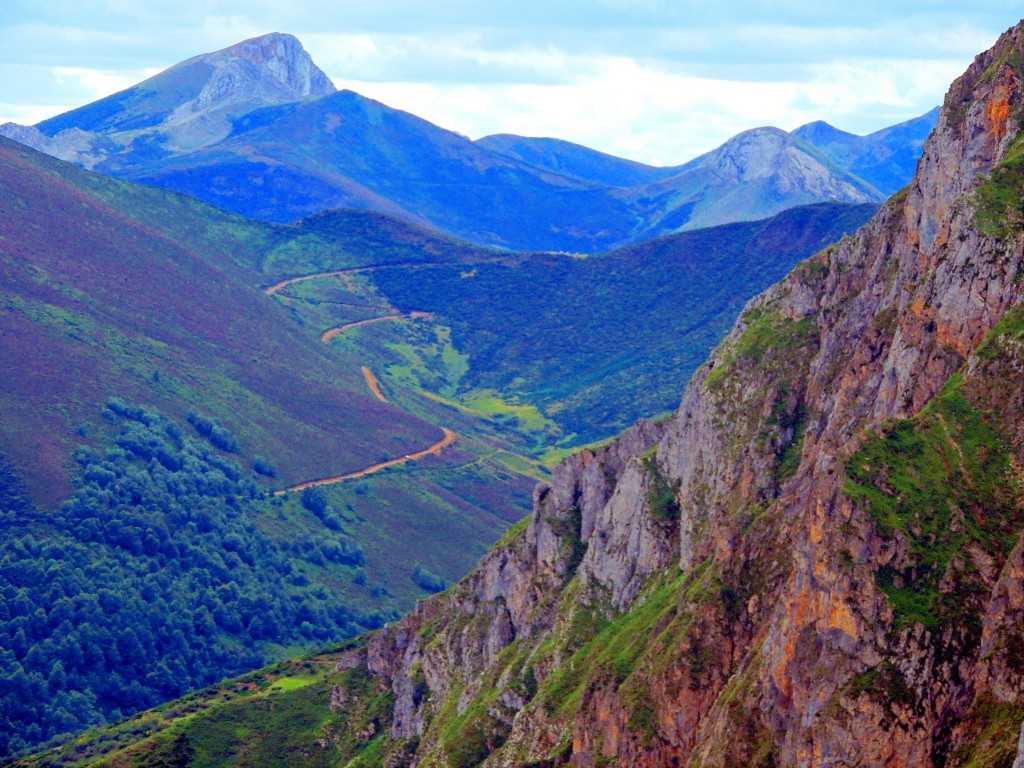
[305,202,879,445]
[0,137,538,758]
[0,136,440,505]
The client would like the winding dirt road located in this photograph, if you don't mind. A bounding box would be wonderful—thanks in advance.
[263,260,449,297]
[274,428,457,495]
[264,270,357,296]
[267,270,456,495]
[321,311,434,342]
[322,314,403,342]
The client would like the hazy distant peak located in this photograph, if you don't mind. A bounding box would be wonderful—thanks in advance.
[791,120,859,145]
[166,32,335,127]
[204,32,335,99]
[702,126,804,181]
[791,106,939,194]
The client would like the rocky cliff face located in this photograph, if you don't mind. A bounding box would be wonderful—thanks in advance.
[316,21,1024,768]
[161,32,336,148]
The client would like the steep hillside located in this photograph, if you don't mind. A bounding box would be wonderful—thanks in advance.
[794,107,940,195]
[0,135,434,505]
[0,34,899,252]
[0,137,540,758]
[37,19,1024,768]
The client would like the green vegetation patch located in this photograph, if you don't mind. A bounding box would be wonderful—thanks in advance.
[10,646,361,768]
[435,639,546,768]
[844,380,1020,631]
[546,503,586,579]
[840,663,916,717]
[948,695,1024,768]
[765,381,808,484]
[975,305,1024,360]
[706,308,817,392]
[0,401,388,759]
[463,389,559,435]
[974,135,1024,239]
[333,666,396,759]
[641,455,681,523]
[537,563,718,722]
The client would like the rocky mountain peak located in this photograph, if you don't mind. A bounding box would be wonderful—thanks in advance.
[219,32,336,99]
[701,126,792,180]
[166,32,335,130]
[692,124,879,201]
[791,119,855,145]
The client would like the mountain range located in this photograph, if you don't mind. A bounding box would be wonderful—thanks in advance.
[1,32,934,251]
[0,125,873,756]
[15,17,1024,768]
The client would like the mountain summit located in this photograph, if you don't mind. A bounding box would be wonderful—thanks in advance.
[2,32,335,160]
[157,32,336,141]
[1,35,926,251]
[628,126,881,234]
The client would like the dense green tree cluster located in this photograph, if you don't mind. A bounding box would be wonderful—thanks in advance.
[412,564,447,593]
[0,400,388,758]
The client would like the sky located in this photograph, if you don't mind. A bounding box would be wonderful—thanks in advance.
[1,2,1022,165]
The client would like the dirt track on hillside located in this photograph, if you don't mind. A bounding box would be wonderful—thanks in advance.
[274,427,457,495]
[267,271,455,495]
[360,366,388,403]
[264,270,355,296]
[321,311,434,342]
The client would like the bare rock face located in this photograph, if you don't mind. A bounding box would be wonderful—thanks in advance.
[322,21,1024,768]
[705,126,879,201]
[1014,722,1024,768]
[167,32,335,124]
[160,32,335,149]
[0,124,108,168]
[226,32,335,99]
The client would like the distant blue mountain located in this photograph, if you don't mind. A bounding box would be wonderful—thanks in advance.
[0,33,930,251]
[474,134,680,188]
[792,107,939,194]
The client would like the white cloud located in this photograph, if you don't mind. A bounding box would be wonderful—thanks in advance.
[52,66,160,99]
[0,102,72,126]
[303,32,577,85]
[339,52,954,165]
